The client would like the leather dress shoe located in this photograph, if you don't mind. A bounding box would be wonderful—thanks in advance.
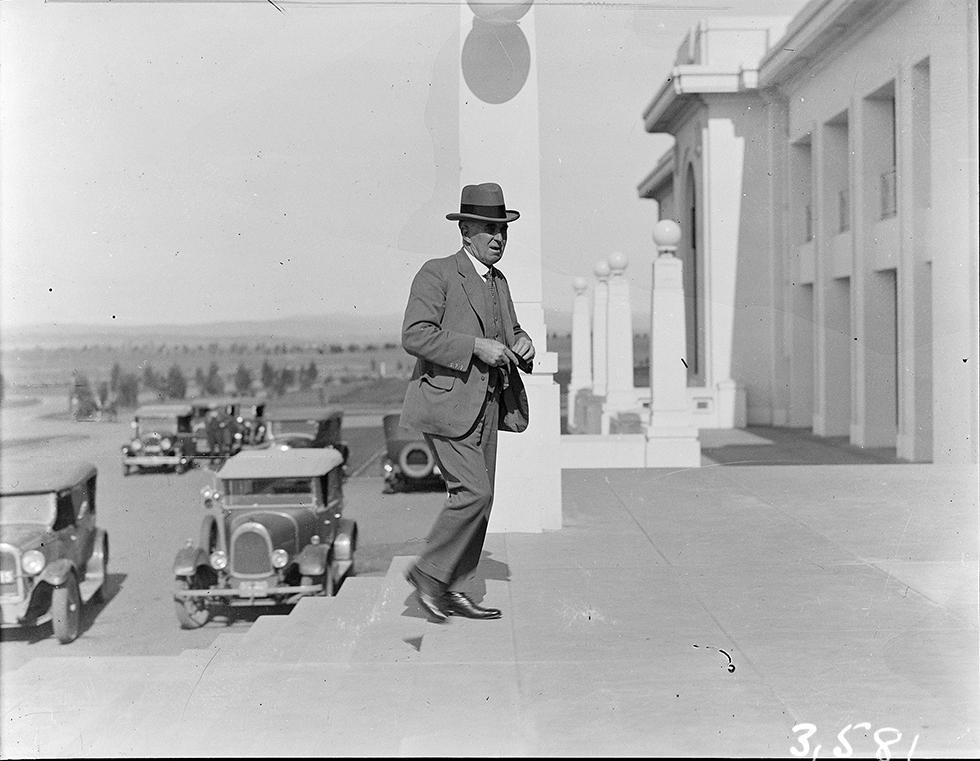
[445,591,501,620]
[405,567,449,622]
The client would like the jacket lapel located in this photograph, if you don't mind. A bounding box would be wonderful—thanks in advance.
[456,249,488,335]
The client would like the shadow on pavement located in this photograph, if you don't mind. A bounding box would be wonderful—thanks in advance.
[702,426,900,466]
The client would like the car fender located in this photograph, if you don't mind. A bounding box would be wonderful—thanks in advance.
[173,547,209,577]
[297,543,331,576]
[37,558,76,588]
[332,518,358,562]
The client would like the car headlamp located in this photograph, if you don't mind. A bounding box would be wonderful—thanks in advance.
[271,549,289,569]
[160,437,172,450]
[22,550,46,576]
[131,439,143,451]
[209,550,228,570]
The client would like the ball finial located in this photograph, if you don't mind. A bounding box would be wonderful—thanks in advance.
[467,0,533,24]
[573,276,588,293]
[593,260,611,279]
[653,219,682,251]
[607,251,628,273]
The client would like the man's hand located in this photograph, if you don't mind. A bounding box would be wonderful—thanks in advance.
[474,337,520,368]
[511,335,535,364]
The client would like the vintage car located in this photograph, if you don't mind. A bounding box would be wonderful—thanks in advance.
[0,460,109,644]
[121,403,195,475]
[189,396,267,462]
[251,406,350,467]
[172,447,357,628]
[381,413,444,493]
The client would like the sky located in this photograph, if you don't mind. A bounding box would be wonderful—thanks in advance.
[0,0,808,331]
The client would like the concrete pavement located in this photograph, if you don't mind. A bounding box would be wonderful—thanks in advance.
[2,453,977,756]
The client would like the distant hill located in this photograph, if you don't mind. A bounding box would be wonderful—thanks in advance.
[0,313,405,350]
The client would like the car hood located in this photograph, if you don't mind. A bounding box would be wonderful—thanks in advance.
[226,510,318,554]
[0,524,48,550]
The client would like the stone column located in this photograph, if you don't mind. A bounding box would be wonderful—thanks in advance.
[646,220,700,466]
[603,252,636,415]
[457,0,561,531]
[567,277,591,431]
[591,260,610,398]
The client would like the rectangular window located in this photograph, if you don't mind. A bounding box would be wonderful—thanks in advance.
[838,188,850,232]
[881,168,897,218]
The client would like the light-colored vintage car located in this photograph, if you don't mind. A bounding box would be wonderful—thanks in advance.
[172,447,357,628]
[121,403,194,475]
[0,460,109,643]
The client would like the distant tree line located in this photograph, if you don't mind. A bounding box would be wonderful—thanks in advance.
[39,340,401,355]
[69,358,329,416]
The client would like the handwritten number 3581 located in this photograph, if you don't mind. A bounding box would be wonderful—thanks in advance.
[790,722,921,760]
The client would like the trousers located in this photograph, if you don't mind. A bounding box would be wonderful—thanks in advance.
[414,388,499,588]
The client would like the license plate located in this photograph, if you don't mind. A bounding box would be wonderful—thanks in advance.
[0,570,14,584]
[239,580,269,593]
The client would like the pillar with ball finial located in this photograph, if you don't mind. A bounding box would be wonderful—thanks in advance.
[459,0,563,531]
[646,219,701,466]
[603,251,637,419]
[567,276,591,431]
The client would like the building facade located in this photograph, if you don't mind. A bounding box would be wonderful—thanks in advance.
[639,0,978,463]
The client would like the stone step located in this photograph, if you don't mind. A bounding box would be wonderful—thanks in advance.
[1,653,215,758]
[203,576,389,666]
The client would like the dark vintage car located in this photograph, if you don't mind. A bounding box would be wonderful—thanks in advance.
[381,413,444,493]
[251,406,350,468]
[189,396,267,464]
[0,460,109,643]
[172,447,357,628]
[121,403,194,475]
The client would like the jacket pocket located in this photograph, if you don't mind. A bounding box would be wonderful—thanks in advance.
[421,374,455,392]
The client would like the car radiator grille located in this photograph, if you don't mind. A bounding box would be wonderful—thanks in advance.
[0,549,22,598]
[232,531,272,575]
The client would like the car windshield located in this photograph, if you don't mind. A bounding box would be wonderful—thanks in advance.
[269,420,317,438]
[136,417,176,436]
[0,493,57,527]
[223,477,315,507]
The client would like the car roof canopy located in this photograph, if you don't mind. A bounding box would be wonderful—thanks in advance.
[219,448,344,480]
[1,460,97,495]
[263,406,343,422]
[134,403,194,417]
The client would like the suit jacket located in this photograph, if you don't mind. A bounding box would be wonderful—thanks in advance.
[400,249,530,438]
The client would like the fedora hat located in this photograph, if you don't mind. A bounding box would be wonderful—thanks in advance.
[446,183,520,223]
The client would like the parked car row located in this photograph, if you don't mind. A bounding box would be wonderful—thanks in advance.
[1,403,359,643]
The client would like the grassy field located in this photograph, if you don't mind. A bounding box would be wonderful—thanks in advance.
[1,332,652,409]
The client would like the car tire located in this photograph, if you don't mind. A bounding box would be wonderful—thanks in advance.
[398,442,435,480]
[52,574,81,644]
[122,464,130,477]
[92,537,110,604]
[174,577,211,629]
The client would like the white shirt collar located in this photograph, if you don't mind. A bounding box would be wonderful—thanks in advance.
[463,247,492,280]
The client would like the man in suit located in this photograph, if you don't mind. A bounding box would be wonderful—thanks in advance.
[401,182,535,622]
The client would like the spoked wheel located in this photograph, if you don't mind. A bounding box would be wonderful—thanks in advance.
[174,576,211,629]
[52,574,81,644]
